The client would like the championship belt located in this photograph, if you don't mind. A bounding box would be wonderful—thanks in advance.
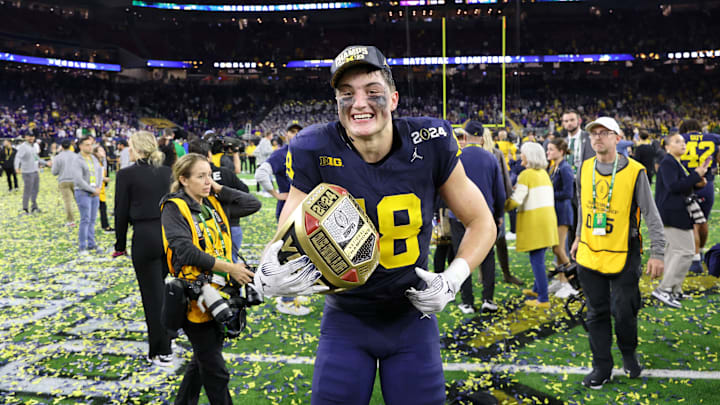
[271,183,380,293]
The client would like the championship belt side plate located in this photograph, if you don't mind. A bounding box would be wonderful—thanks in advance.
[271,183,380,294]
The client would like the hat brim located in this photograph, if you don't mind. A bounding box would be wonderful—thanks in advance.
[331,60,385,88]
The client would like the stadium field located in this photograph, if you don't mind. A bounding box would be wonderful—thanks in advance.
[0,171,718,405]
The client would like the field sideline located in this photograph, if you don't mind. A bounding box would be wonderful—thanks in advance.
[0,170,718,405]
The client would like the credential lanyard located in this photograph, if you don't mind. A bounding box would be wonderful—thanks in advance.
[592,155,618,214]
[197,204,227,258]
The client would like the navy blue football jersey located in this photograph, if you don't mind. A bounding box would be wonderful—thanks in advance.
[288,117,460,314]
[680,131,720,195]
[266,144,291,220]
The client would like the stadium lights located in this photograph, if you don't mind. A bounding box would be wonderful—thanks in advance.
[286,53,634,67]
[667,50,720,60]
[131,1,364,12]
[146,59,191,68]
[214,61,258,69]
[0,51,121,72]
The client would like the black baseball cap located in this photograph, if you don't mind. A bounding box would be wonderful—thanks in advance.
[330,45,392,88]
[463,120,485,137]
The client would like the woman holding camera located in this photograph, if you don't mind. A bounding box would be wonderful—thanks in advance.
[161,153,259,404]
[653,133,710,308]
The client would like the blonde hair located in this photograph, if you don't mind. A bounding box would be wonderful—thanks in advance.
[170,153,208,193]
[130,130,164,167]
[481,128,495,153]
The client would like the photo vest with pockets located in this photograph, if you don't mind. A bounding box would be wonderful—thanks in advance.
[161,195,233,323]
[576,156,644,275]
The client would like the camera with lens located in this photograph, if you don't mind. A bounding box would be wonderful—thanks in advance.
[223,137,242,153]
[685,195,707,224]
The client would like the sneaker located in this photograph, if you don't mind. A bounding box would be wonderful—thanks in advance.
[458,303,476,314]
[547,279,563,294]
[275,297,311,316]
[103,227,115,233]
[522,289,538,298]
[91,247,106,255]
[622,353,643,379]
[31,207,41,213]
[672,291,692,301]
[481,300,498,313]
[689,260,703,274]
[147,353,173,367]
[258,190,273,198]
[65,222,76,227]
[79,249,91,256]
[555,283,579,299]
[652,288,682,308]
[582,369,612,389]
[19,209,29,217]
[505,232,516,241]
[525,299,550,309]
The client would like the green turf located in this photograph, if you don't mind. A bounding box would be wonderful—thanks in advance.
[0,170,719,404]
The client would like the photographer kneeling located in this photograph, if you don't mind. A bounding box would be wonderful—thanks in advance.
[161,153,258,404]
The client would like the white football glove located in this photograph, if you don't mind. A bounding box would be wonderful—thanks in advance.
[405,258,470,314]
[250,240,330,298]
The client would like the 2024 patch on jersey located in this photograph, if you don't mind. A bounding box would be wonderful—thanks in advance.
[287,117,460,312]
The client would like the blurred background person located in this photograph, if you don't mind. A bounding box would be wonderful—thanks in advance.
[117,140,132,169]
[632,131,660,185]
[254,122,311,316]
[113,131,174,366]
[449,122,506,314]
[546,138,578,298]
[52,139,77,227]
[652,133,709,308]
[93,144,113,232]
[506,142,558,308]
[74,135,103,254]
[1,139,19,192]
[15,131,51,215]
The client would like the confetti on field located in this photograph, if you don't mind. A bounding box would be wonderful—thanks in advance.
[0,172,719,404]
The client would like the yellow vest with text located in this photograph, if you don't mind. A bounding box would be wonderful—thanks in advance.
[576,157,644,274]
[161,196,233,323]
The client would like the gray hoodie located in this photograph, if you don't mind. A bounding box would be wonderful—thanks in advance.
[52,150,77,183]
[14,141,48,173]
[74,153,104,193]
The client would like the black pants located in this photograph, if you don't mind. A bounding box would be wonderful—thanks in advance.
[4,167,18,190]
[99,200,110,229]
[576,240,642,374]
[433,242,455,273]
[495,222,510,274]
[248,156,256,173]
[450,218,496,304]
[175,321,231,405]
[132,220,171,357]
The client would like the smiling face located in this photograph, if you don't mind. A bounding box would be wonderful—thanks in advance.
[335,67,398,141]
[180,160,212,203]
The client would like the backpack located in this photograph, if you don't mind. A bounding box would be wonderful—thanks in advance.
[703,243,720,277]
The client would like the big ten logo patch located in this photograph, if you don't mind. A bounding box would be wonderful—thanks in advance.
[411,126,448,145]
[319,156,343,167]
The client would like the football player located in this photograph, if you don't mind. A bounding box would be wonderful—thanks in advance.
[678,119,720,273]
[252,46,496,404]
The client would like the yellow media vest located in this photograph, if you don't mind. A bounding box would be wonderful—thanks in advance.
[576,157,644,274]
[161,195,233,323]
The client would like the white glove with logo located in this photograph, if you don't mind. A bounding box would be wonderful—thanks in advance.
[405,258,470,314]
[250,240,330,298]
